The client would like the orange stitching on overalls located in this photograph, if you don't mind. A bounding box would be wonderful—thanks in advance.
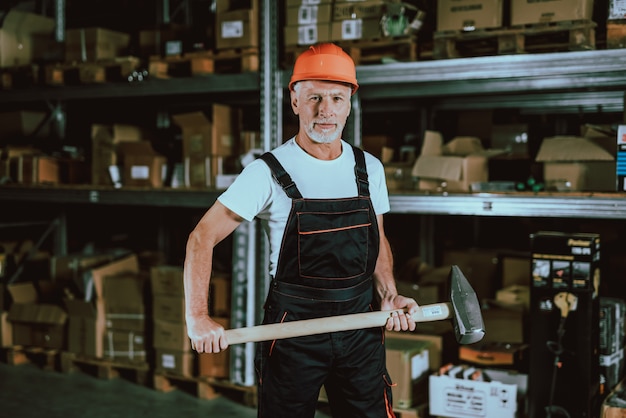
[268,311,288,356]
[383,383,396,418]
[299,223,371,235]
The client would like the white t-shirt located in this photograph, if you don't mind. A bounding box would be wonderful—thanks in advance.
[218,138,390,276]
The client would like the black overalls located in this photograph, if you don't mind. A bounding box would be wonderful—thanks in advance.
[255,145,396,418]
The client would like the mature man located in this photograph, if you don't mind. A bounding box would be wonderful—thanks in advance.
[184,43,418,418]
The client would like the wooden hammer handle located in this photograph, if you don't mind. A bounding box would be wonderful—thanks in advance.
[224,302,452,345]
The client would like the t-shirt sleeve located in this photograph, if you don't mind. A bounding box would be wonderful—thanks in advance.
[217,159,274,222]
[365,153,391,215]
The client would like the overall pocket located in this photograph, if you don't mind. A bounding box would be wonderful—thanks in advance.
[297,208,371,280]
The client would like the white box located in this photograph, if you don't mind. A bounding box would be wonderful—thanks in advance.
[429,372,517,418]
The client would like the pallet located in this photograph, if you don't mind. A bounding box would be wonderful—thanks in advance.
[60,351,151,386]
[0,64,40,89]
[149,47,259,79]
[0,345,61,371]
[284,37,418,68]
[338,37,419,65]
[44,56,141,86]
[152,372,257,407]
[434,19,596,59]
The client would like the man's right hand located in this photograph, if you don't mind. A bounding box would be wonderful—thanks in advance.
[186,315,229,353]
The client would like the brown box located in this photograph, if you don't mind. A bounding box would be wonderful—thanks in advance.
[184,156,217,188]
[152,295,185,324]
[216,8,259,49]
[153,318,191,351]
[91,124,144,186]
[65,298,105,358]
[103,272,147,332]
[51,252,116,284]
[535,136,616,191]
[0,10,55,68]
[333,1,387,21]
[286,4,333,26]
[437,0,503,31]
[9,154,59,185]
[173,106,238,158]
[284,23,333,46]
[150,265,184,296]
[154,348,195,377]
[412,132,505,193]
[65,27,130,62]
[7,282,67,349]
[385,337,431,409]
[1,311,13,347]
[117,141,167,188]
[198,316,230,378]
[442,247,500,302]
[210,274,231,317]
[90,254,140,301]
[387,321,457,371]
[103,329,146,362]
[331,18,382,41]
[511,0,594,26]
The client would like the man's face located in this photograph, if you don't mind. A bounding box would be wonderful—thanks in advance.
[291,80,352,144]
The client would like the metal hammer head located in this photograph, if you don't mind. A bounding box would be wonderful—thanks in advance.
[449,265,485,344]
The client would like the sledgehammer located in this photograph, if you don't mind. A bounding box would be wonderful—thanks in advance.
[225,265,485,345]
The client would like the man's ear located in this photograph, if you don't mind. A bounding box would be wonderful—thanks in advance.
[290,90,299,115]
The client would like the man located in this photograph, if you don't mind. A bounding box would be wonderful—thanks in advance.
[184,43,419,418]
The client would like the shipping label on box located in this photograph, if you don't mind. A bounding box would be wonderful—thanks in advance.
[429,373,517,418]
[617,125,626,191]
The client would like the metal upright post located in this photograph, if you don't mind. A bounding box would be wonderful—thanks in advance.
[229,0,279,387]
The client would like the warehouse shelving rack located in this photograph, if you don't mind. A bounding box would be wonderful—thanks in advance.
[1,0,626,388]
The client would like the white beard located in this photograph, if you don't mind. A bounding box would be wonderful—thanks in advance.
[306,121,344,144]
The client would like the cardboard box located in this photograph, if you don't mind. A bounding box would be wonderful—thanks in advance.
[617,125,626,191]
[284,23,333,46]
[496,285,530,309]
[1,311,13,347]
[117,141,167,188]
[150,265,184,296]
[103,329,146,362]
[500,252,531,288]
[286,4,333,26]
[103,272,147,332]
[442,247,500,302]
[9,154,59,185]
[184,156,219,188]
[91,124,144,186]
[172,107,237,158]
[429,371,518,418]
[333,1,388,21]
[88,254,140,301]
[602,378,626,418]
[535,136,616,191]
[216,8,259,49]
[7,282,67,349]
[210,273,231,317]
[198,316,230,378]
[385,337,431,408]
[331,18,382,41]
[481,303,526,344]
[155,348,195,377]
[511,0,594,26]
[387,321,457,370]
[152,295,185,323]
[412,132,504,193]
[51,252,116,285]
[153,318,191,351]
[65,27,130,62]
[437,0,503,32]
[65,298,105,358]
[0,10,55,68]
[459,341,529,370]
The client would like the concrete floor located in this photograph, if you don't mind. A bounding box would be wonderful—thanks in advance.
[0,362,332,418]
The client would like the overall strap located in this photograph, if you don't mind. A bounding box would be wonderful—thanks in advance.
[351,145,370,197]
[259,152,303,199]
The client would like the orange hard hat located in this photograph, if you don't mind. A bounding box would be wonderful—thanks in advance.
[289,43,359,95]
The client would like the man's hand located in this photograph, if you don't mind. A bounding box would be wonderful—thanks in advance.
[186,315,229,353]
[380,295,419,332]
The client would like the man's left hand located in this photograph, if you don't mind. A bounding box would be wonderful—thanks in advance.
[380,295,419,332]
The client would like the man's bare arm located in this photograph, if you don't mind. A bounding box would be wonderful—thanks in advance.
[184,201,243,353]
